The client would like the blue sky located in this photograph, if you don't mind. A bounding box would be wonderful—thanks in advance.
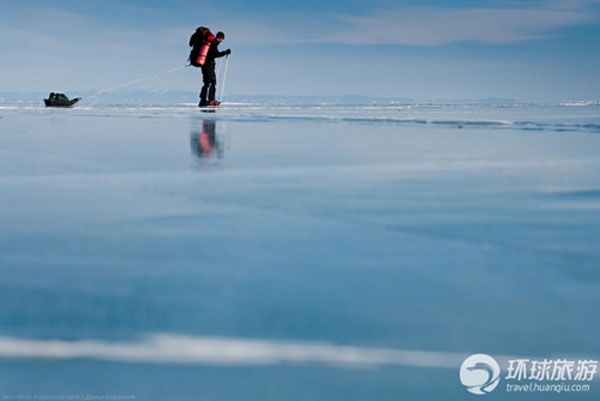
[0,0,599,100]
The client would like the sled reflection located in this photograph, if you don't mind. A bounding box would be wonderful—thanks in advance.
[190,119,224,159]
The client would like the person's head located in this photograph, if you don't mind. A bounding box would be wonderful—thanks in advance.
[216,31,225,43]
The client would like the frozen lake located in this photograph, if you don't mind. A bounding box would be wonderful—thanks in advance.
[1,103,599,400]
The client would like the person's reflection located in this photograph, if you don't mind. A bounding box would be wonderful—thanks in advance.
[190,119,223,159]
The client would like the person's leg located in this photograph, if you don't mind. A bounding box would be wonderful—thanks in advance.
[199,83,209,106]
[199,68,211,106]
[208,79,217,103]
[206,64,217,104]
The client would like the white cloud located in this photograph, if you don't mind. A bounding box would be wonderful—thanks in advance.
[0,28,65,49]
[176,6,596,47]
[2,3,596,50]
[321,8,593,46]
[545,0,600,9]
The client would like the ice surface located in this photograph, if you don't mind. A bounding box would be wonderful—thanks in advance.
[0,104,599,400]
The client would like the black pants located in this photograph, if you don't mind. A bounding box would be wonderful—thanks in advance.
[200,65,217,105]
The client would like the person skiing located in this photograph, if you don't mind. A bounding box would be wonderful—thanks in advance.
[198,31,231,107]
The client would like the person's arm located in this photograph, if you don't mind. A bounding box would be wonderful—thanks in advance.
[213,45,231,58]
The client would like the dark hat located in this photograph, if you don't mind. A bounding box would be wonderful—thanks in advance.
[216,31,225,40]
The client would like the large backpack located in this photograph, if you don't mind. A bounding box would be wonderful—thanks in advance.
[188,27,214,67]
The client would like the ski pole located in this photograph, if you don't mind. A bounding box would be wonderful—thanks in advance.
[219,55,230,103]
